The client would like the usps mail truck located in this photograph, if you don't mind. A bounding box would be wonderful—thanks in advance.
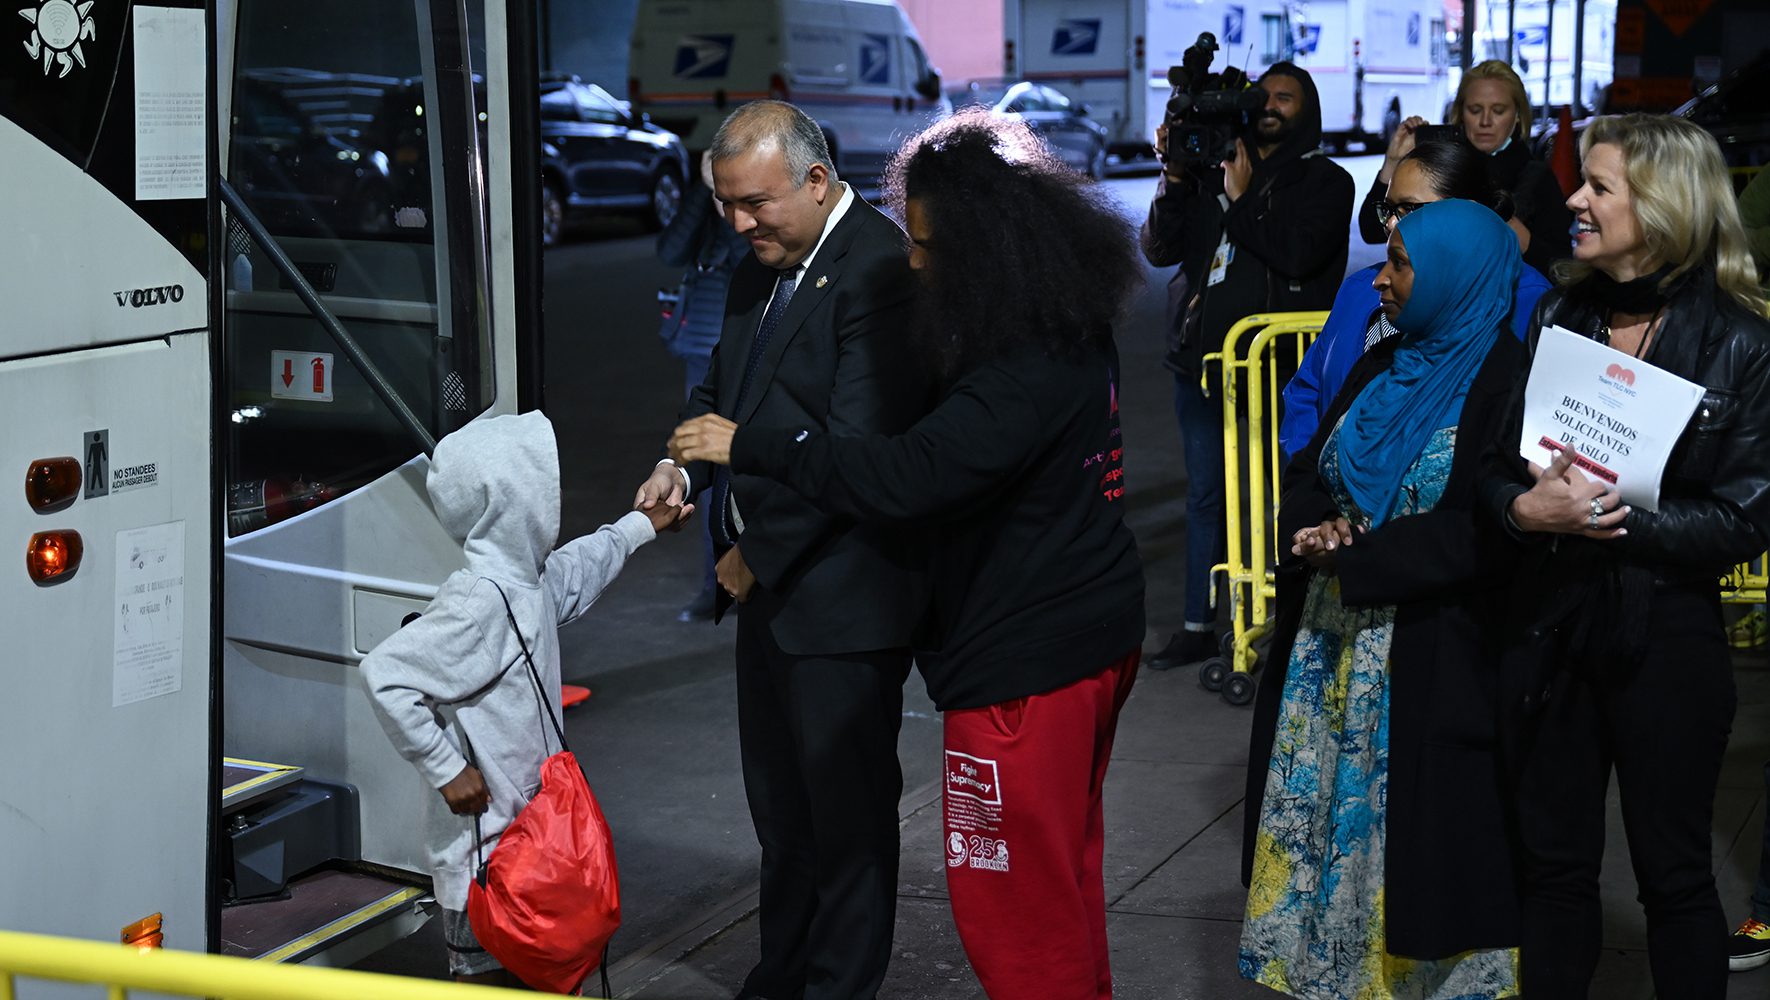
[630,0,950,179]
[1007,0,1452,165]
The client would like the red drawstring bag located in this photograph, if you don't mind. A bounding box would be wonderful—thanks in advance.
[466,586,621,995]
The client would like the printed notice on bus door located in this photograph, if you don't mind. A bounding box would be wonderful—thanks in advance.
[113,521,185,707]
[133,6,205,200]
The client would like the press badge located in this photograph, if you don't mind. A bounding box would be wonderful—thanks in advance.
[1208,236,1235,286]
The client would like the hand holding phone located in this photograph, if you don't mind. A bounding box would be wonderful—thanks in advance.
[1411,124,1462,148]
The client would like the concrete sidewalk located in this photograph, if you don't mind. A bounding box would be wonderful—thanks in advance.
[608,651,1770,1000]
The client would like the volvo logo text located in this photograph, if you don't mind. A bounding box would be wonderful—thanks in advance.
[113,285,185,308]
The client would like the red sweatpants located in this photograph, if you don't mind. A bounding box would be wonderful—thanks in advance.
[941,651,1140,1000]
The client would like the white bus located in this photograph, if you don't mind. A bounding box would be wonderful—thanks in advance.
[3,0,539,975]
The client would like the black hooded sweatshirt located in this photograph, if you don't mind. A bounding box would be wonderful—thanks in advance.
[1141,62,1355,374]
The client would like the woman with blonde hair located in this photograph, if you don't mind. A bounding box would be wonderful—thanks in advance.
[1359,60,1572,274]
[1482,113,1770,996]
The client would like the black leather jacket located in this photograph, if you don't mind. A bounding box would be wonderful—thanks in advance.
[1483,271,1770,573]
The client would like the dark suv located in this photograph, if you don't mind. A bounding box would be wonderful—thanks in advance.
[540,76,688,244]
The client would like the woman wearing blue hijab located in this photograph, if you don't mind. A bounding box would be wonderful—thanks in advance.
[1240,200,1529,998]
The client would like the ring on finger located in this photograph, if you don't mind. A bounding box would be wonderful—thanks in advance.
[1589,496,1604,516]
[1588,512,1600,530]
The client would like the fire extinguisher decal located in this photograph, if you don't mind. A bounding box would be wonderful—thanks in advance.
[269,351,335,402]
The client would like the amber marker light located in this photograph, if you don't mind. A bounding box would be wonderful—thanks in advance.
[121,912,164,951]
[25,457,81,513]
[26,530,83,584]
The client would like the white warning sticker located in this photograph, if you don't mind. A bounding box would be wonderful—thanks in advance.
[271,351,335,402]
[111,461,159,494]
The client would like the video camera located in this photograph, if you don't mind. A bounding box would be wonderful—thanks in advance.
[1162,32,1263,167]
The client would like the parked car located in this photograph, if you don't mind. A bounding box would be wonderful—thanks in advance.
[947,79,1110,178]
[229,73,398,239]
[539,76,689,244]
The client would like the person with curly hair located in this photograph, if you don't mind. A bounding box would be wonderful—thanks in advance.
[669,110,1147,999]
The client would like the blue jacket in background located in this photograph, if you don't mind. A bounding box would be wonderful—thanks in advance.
[657,180,750,363]
[1278,260,1550,460]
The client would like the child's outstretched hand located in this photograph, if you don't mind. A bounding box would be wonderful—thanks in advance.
[643,499,695,534]
[441,764,490,815]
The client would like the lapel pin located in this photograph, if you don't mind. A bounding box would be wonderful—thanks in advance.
[816,275,828,289]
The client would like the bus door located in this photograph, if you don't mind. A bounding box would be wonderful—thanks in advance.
[0,0,217,962]
[212,0,528,962]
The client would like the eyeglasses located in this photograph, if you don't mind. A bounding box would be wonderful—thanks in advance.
[1377,199,1426,228]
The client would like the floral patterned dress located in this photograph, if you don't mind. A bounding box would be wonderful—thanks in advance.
[1238,421,1519,1000]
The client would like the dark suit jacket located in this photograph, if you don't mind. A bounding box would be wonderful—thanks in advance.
[679,191,930,655]
[1241,332,1527,959]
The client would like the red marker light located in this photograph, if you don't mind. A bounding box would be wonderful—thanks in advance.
[27,531,83,584]
[25,457,82,513]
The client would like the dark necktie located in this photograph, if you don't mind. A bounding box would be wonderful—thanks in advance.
[715,267,798,545]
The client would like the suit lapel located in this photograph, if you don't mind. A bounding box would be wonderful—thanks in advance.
[732,198,872,424]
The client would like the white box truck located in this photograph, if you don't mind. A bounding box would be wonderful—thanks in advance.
[1005,0,1454,166]
[629,0,950,179]
[1466,0,1617,116]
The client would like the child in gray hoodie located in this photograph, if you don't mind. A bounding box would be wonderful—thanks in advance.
[363,412,690,986]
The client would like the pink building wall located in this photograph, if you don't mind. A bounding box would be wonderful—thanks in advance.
[899,0,1005,87]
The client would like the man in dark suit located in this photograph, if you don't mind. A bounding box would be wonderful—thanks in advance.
[633,101,926,1000]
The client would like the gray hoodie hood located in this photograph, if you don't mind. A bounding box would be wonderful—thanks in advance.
[427,411,560,585]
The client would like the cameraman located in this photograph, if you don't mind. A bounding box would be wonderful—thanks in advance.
[1142,61,1354,671]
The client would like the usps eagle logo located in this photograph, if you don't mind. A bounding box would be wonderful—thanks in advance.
[674,34,733,80]
[1052,18,1100,56]
[20,0,95,78]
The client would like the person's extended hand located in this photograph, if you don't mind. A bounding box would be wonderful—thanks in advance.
[1377,115,1427,182]
[1155,122,1184,180]
[1510,447,1630,540]
[1222,138,1253,202]
[644,498,695,534]
[440,764,489,816]
[717,544,757,603]
[670,415,738,466]
[634,461,686,514]
[1292,517,1359,571]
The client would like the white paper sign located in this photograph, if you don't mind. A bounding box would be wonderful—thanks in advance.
[113,521,185,707]
[1519,326,1704,511]
[133,6,206,200]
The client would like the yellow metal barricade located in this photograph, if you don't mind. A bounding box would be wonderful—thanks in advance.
[0,929,588,999]
[1192,309,1766,691]
[1722,553,1769,605]
[1198,311,1329,706]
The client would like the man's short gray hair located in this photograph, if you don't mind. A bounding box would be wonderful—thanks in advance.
[707,100,836,186]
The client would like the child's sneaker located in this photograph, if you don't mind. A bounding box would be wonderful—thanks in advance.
[1729,917,1770,972]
